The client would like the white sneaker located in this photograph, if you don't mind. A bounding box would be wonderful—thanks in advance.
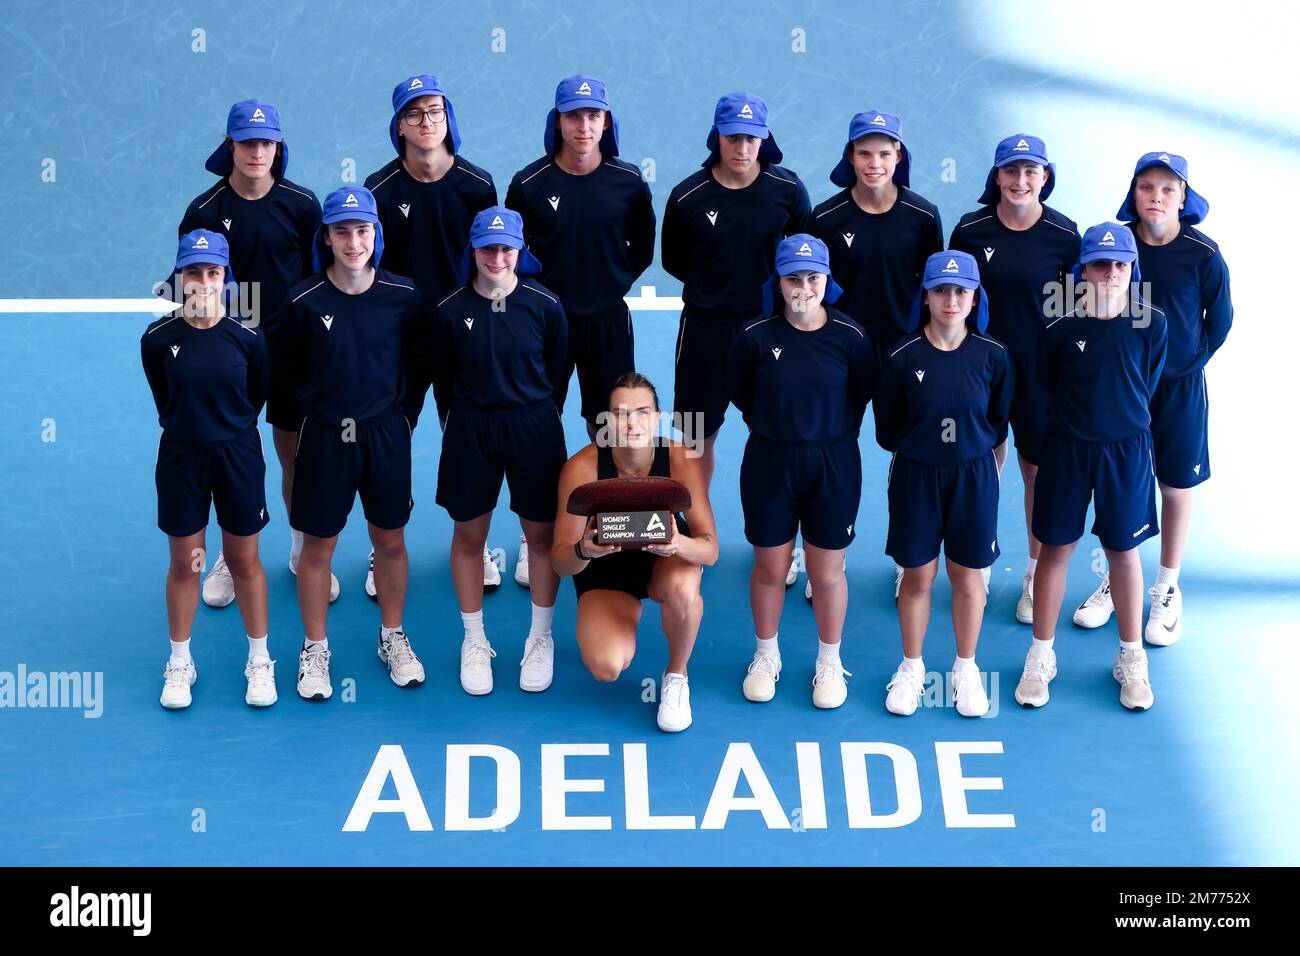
[657,673,693,732]
[364,549,378,601]
[885,660,925,716]
[288,555,340,604]
[951,665,989,717]
[1145,584,1183,646]
[378,629,425,687]
[1014,644,1057,707]
[461,638,496,695]
[1015,573,1034,624]
[160,658,197,709]
[980,566,991,594]
[742,652,781,702]
[519,633,554,692]
[244,655,277,707]
[785,557,798,588]
[894,564,904,600]
[514,535,530,588]
[1114,647,1155,710]
[201,553,235,608]
[296,642,333,700]
[812,659,850,709]
[483,547,502,590]
[1073,574,1114,629]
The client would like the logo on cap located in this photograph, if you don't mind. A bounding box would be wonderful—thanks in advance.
[796,242,813,257]
[871,114,887,126]
[343,193,359,207]
[193,236,209,249]
[1100,230,1116,245]
[1158,153,1171,163]
[943,257,959,272]
[250,107,266,122]
[738,103,754,119]
[576,81,592,95]
[489,215,505,229]
[1013,138,1030,151]
[409,77,424,90]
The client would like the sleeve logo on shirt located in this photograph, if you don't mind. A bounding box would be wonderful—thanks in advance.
[1075,340,1086,352]
[547,196,560,211]
[321,314,334,330]
[1193,463,1201,476]
[706,210,718,225]
[464,317,474,330]
[771,347,782,360]
[914,369,925,382]
[398,203,411,218]
[260,507,265,520]
[991,539,997,552]
[983,247,995,261]
[221,218,232,230]
[250,107,267,123]
[842,232,854,247]
[170,345,180,358]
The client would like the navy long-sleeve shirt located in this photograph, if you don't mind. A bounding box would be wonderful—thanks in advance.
[1040,301,1168,443]
[810,187,943,347]
[504,157,655,316]
[873,329,1012,465]
[1128,224,1232,380]
[949,205,1080,354]
[663,164,813,320]
[270,269,427,428]
[179,178,321,329]
[365,155,498,303]
[727,306,875,444]
[141,315,269,444]
[430,279,569,423]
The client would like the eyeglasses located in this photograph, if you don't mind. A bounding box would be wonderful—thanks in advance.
[400,107,447,126]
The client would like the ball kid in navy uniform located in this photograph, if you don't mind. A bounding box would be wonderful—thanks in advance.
[1015,223,1168,712]
[143,231,274,710]
[663,92,813,490]
[873,251,1011,718]
[272,187,428,701]
[179,99,324,609]
[505,75,655,588]
[727,235,874,710]
[1072,153,1232,645]
[430,207,569,697]
[811,109,943,601]
[949,135,1080,625]
[362,73,497,601]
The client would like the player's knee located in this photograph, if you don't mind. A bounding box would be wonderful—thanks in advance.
[660,576,702,617]
[169,559,200,583]
[222,550,261,579]
[899,568,935,597]
[807,562,846,593]
[753,561,788,588]
[372,535,406,563]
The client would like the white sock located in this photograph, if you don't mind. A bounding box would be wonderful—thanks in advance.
[381,624,404,641]
[462,609,487,644]
[1032,635,1055,652]
[1120,638,1142,656]
[756,634,780,658]
[817,639,841,665]
[903,654,924,672]
[953,654,977,673]
[1025,558,1038,576]
[290,529,304,558]
[1156,565,1179,589]
[247,635,268,660]
[304,636,327,652]
[170,638,191,663]
[529,602,554,638]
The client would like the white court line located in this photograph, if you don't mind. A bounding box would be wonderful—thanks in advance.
[0,286,686,314]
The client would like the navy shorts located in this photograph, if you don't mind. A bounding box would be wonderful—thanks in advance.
[674,308,748,440]
[1004,350,1050,466]
[1150,369,1210,489]
[886,452,1001,569]
[565,305,636,427]
[156,429,270,538]
[740,434,861,550]
[573,514,690,601]
[1032,430,1158,552]
[436,401,567,523]
[290,408,413,539]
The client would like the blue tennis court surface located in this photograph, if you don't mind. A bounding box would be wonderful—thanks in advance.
[1,0,1297,866]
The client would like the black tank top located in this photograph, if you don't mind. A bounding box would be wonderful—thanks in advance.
[596,442,672,480]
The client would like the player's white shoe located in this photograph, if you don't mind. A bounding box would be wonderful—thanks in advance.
[296,642,332,700]
[657,673,693,732]
[885,660,925,716]
[288,554,340,603]
[378,629,425,687]
[514,535,530,587]
[1073,574,1114,628]
[1014,644,1057,707]
[461,638,496,695]
[364,549,378,601]
[519,634,554,692]
[742,652,781,702]
[1145,584,1183,646]
[1015,573,1034,624]
[785,557,798,588]
[160,659,197,709]
[201,552,236,608]
[244,655,277,707]
[812,659,850,709]
[1114,647,1155,710]
[952,665,989,717]
[483,547,502,590]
